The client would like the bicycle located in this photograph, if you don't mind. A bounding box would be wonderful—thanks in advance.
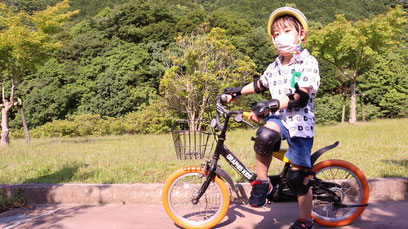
[162,94,369,229]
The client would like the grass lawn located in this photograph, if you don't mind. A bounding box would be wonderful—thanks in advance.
[0,119,407,184]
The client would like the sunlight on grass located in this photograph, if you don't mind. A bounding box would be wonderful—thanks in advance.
[0,119,407,183]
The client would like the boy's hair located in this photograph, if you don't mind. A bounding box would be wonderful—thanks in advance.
[271,16,303,36]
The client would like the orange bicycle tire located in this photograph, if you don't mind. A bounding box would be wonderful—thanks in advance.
[162,166,230,229]
[311,159,370,227]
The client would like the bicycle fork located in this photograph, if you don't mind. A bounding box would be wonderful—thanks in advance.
[191,159,218,204]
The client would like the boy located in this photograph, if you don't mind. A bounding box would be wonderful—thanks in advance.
[224,7,320,229]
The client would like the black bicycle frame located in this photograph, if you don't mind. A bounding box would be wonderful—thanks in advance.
[193,102,293,203]
[191,97,369,211]
[220,145,256,182]
[192,110,258,203]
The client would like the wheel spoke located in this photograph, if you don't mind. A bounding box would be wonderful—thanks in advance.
[163,170,229,228]
[312,161,368,226]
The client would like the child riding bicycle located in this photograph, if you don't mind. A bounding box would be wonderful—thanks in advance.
[224,7,320,229]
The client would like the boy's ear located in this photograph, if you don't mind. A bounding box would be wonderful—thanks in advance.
[299,29,306,41]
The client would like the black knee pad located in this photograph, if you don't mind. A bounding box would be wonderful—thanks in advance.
[286,169,311,195]
[253,126,281,156]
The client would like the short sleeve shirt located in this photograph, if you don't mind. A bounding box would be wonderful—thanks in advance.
[260,49,320,138]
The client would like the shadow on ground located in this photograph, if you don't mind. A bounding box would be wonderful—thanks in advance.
[213,200,408,229]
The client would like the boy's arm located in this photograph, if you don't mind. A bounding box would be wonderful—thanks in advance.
[249,85,311,123]
[224,79,264,102]
[241,81,257,95]
[278,86,311,110]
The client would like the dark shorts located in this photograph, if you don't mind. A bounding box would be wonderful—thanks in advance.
[265,115,313,168]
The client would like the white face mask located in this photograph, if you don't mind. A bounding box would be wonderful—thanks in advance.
[273,33,298,55]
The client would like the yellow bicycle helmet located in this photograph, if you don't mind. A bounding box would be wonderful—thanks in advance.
[267,7,308,42]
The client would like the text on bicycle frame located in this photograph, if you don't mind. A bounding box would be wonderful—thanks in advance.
[226,153,253,180]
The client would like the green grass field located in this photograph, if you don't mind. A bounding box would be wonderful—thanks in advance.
[0,119,407,184]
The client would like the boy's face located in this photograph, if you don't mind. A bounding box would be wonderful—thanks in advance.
[271,22,305,44]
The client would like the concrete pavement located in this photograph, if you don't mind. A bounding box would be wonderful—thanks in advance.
[0,177,407,228]
[2,200,408,228]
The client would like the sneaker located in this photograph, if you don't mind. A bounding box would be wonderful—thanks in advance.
[248,180,272,207]
[289,219,314,229]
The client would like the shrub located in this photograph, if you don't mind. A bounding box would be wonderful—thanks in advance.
[12,99,176,138]
[30,114,108,138]
[315,94,343,125]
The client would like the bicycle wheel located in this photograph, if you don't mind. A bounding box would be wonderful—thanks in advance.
[311,159,369,227]
[162,166,230,229]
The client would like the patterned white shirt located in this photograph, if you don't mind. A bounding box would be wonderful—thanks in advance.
[260,49,320,138]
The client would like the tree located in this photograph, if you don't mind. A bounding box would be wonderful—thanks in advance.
[359,52,408,118]
[308,6,407,123]
[0,0,78,145]
[159,27,256,130]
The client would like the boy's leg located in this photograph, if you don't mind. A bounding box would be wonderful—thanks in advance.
[249,121,281,207]
[255,121,279,180]
[284,137,314,228]
[291,164,313,221]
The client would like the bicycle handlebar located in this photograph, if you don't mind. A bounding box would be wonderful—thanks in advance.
[215,94,255,130]
[243,111,251,118]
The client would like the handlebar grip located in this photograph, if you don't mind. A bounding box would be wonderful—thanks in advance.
[243,111,251,118]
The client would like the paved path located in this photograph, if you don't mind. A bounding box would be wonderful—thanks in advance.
[2,200,407,228]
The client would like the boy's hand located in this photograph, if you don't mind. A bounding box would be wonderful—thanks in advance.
[251,99,280,119]
[248,111,262,123]
[223,87,242,103]
[224,94,233,103]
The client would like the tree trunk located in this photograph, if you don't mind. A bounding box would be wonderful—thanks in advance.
[341,94,347,123]
[360,94,366,122]
[1,105,11,146]
[18,98,30,144]
[1,81,15,146]
[349,81,357,123]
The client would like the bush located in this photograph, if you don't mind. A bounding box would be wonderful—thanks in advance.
[121,99,175,134]
[0,189,27,213]
[30,114,110,138]
[356,101,381,121]
[11,99,176,138]
[315,94,343,125]
[315,94,382,125]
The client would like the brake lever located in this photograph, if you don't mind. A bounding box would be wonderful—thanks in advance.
[234,112,256,130]
[242,119,256,130]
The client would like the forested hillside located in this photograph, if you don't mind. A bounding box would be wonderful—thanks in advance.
[1,0,407,137]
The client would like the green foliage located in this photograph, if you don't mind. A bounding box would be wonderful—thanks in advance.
[183,0,393,27]
[1,0,60,14]
[359,52,408,118]
[315,94,344,125]
[89,0,177,43]
[317,59,344,95]
[120,99,175,134]
[315,94,381,125]
[356,102,381,121]
[308,6,408,122]
[160,27,256,123]
[4,0,408,135]
[0,189,26,213]
[13,58,85,128]
[69,0,128,20]
[13,2,172,128]
[0,0,78,79]
[309,6,407,74]
[31,114,108,137]
[19,99,175,138]
[243,27,277,73]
